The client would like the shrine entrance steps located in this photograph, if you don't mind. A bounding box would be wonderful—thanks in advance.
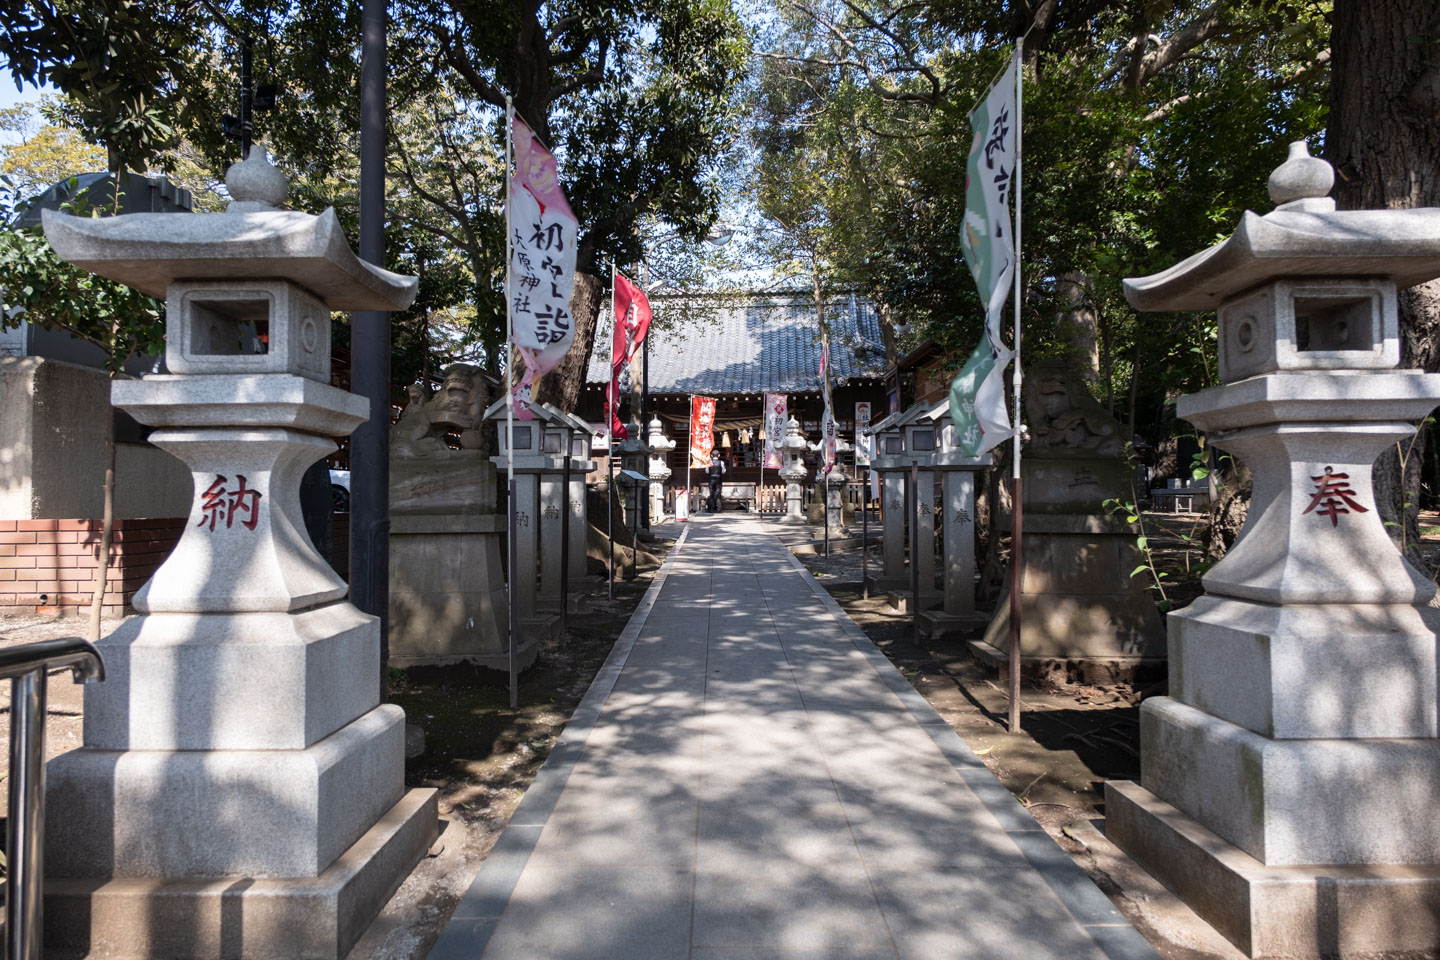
[427,514,1159,960]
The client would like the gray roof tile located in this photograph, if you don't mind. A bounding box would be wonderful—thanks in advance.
[586,291,887,396]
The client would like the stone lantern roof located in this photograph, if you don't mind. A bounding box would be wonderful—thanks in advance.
[40,149,417,312]
[1124,142,1440,312]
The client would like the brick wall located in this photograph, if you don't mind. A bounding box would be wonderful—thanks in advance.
[0,518,187,617]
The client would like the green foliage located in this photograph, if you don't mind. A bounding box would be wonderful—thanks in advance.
[0,177,164,369]
[752,0,1332,439]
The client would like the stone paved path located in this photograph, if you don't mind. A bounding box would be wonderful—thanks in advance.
[428,516,1159,960]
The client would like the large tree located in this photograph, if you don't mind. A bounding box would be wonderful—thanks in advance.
[1328,0,1440,562]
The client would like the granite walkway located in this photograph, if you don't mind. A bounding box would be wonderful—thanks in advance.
[428,515,1160,960]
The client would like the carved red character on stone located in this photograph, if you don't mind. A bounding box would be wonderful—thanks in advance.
[1301,466,1367,527]
[196,473,263,531]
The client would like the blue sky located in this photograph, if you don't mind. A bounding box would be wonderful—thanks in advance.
[0,78,46,146]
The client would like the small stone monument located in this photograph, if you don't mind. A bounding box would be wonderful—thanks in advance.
[485,399,563,647]
[39,149,437,957]
[977,359,1165,678]
[920,399,991,638]
[388,365,511,667]
[1107,142,1440,958]
[647,415,676,522]
[778,417,810,523]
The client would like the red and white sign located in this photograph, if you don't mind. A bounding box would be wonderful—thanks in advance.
[690,396,717,469]
[509,117,578,417]
[854,401,874,465]
[763,393,786,469]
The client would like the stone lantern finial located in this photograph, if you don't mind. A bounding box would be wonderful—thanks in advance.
[225,146,290,213]
[1267,140,1335,213]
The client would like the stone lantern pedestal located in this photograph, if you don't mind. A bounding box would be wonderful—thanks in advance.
[920,405,991,639]
[778,417,810,524]
[536,403,600,608]
[1107,143,1440,957]
[486,401,563,649]
[39,151,436,958]
[865,402,940,611]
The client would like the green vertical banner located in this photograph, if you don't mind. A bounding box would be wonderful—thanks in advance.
[953,50,1018,457]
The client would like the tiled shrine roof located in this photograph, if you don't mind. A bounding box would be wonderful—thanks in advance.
[585,290,887,396]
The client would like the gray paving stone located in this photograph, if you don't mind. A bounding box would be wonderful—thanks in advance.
[429,518,1154,960]
[1083,924,1165,960]
[691,859,893,951]
[479,864,693,960]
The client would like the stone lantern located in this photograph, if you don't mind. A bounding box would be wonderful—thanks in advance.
[647,415,677,522]
[617,417,651,532]
[865,401,939,609]
[919,399,991,638]
[1107,142,1440,957]
[777,416,810,523]
[535,402,598,612]
[39,150,436,958]
[484,399,565,644]
[537,403,599,597]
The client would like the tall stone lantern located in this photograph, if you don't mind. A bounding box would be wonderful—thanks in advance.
[777,417,810,523]
[866,401,939,609]
[647,415,677,522]
[920,399,991,638]
[617,417,651,532]
[808,435,853,532]
[1107,142,1440,957]
[39,151,437,958]
[537,403,599,596]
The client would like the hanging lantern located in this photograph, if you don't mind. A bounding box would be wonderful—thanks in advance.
[722,431,732,448]
[758,426,766,441]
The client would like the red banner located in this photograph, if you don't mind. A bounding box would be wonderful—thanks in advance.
[606,272,653,440]
[689,396,717,469]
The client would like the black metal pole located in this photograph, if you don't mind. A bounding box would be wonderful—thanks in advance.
[824,475,830,558]
[239,35,253,160]
[910,462,920,644]
[1009,476,1024,733]
[560,429,572,641]
[352,0,390,701]
[862,463,869,600]
[508,478,518,709]
[607,443,615,600]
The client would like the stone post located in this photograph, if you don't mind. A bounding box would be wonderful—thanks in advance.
[39,150,437,958]
[1106,142,1440,958]
[485,402,563,643]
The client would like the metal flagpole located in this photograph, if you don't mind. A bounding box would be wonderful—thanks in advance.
[504,97,518,710]
[560,426,572,641]
[1007,42,1024,735]
[607,261,616,600]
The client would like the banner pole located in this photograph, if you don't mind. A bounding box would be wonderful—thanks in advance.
[862,462,870,600]
[504,97,518,711]
[560,426,571,641]
[1007,41,1024,735]
[608,262,616,601]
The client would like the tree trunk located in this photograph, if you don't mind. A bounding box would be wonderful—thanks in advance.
[535,270,603,414]
[1328,0,1440,564]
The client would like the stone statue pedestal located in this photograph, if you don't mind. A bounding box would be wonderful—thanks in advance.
[389,456,515,669]
[977,455,1165,681]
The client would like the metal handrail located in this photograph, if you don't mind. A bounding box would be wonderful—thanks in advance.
[3,637,105,960]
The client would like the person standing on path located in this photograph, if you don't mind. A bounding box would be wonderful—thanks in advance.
[706,455,726,512]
